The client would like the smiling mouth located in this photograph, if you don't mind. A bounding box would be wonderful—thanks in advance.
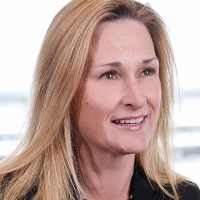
[112,117,144,125]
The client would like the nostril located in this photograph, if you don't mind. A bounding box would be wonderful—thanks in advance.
[123,96,146,109]
[121,81,146,109]
[126,104,134,107]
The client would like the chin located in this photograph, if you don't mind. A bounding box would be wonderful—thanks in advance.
[117,141,149,155]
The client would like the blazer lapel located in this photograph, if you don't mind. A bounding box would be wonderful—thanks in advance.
[129,163,169,200]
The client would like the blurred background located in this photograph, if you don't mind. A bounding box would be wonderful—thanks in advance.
[0,0,200,186]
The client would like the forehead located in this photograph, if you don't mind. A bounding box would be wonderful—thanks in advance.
[92,19,151,43]
[89,19,155,65]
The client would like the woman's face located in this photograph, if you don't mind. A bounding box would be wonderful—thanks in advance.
[74,19,161,155]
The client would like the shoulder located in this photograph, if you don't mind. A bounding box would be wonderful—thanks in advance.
[177,181,200,200]
[130,164,200,200]
[0,173,37,200]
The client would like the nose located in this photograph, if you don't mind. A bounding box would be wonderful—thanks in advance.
[121,79,146,109]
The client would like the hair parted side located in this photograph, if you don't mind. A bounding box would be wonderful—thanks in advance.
[0,0,184,199]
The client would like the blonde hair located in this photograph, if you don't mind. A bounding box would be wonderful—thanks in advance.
[0,0,184,199]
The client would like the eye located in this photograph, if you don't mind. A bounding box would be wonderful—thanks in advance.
[100,70,118,80]
[141,68,156,76]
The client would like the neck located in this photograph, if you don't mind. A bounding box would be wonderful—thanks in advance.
[78,146,135,200]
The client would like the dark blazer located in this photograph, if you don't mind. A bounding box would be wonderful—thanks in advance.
[130,164,200,200]
[2,165,200,199]
[22,165,200,200]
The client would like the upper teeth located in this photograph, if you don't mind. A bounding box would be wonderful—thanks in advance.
[115,117,144,124]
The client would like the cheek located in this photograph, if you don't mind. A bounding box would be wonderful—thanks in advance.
[76,82,117,136]
[151,81,162,123]
[152,84,161,113]
[76,97,108,146]
[152,83,161,105]
[79,83,116,117]
[142,78,161,113]
[155,80,162,104]
[77,90,102,133]
[142,80,161,140]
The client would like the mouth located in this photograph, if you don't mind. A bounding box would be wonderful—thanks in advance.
[111,116,146,131]
[112,117,144,125]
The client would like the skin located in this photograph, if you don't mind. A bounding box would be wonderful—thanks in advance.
[73,19,161,200]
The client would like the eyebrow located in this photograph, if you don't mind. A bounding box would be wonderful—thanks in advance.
[97,57,159,68]
[142,57,159,64]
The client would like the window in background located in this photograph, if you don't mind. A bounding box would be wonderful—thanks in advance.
[0,0,200,186]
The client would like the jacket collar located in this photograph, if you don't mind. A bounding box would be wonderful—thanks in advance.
[129,163,170,200]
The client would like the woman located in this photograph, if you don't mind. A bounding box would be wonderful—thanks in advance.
[0,0,200,199]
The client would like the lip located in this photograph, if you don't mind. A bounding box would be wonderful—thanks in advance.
[111,115,147,131]
[111,114,147,121]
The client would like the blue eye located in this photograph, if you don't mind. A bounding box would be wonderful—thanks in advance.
[141,68,156,76]
[100,70,118,80]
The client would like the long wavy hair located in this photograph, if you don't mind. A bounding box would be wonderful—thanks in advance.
[0,0,184,199]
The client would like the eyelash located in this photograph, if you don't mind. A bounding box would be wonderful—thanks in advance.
[100,70,118,80]
[99,68,156,80]
[141,68,156,76]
